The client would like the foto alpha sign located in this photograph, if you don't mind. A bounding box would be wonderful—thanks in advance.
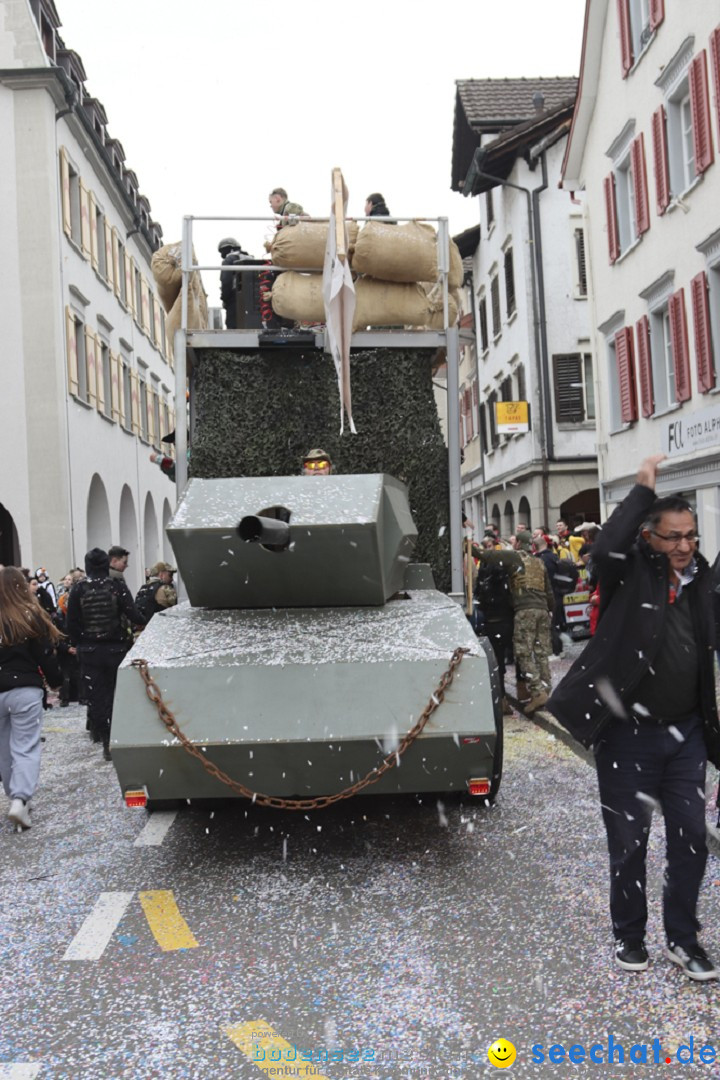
[495,401,529,434]
[662,402,720,457]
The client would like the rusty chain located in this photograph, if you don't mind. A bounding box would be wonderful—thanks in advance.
[130,647,469,810]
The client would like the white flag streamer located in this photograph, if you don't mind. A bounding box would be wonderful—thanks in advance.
[322,169,356,433]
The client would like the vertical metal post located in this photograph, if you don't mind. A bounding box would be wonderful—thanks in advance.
[446,324,463,597]
[174,215,191,495]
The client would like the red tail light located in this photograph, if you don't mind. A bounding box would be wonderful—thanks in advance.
[467,778,491,796]
[124,787,148,808]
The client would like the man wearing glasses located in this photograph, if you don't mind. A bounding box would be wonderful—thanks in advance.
[302,449,332,476]
[549,454,720,982]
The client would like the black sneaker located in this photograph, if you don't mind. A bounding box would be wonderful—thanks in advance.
[615,939,649,971]
[665,944,718,982]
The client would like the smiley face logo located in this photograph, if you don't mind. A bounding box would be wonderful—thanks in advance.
[488,1039,516,1068]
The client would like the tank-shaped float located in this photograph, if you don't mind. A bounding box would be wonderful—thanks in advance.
[111,474,502,806]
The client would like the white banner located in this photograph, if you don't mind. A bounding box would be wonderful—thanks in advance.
[661,401,720,457]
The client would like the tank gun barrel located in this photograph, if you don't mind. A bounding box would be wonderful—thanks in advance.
[238,515,290,548]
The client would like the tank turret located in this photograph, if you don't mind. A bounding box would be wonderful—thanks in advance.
[167,473,417,608]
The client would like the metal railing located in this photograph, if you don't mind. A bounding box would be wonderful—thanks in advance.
[173,212,465,595]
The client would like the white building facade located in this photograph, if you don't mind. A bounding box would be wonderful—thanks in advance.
[452,79,599,535]
[0,0,176,594]
[563,0,720,555]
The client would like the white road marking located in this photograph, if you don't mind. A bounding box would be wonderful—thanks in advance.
[0,1066,43,1078]
[62,891,134,960]
[133,811,178,847]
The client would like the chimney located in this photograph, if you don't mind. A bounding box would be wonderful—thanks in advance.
[532,91,545,114]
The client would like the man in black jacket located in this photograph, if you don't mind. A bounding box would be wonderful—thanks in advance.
[549,454,720,981]
[66,549,146,760]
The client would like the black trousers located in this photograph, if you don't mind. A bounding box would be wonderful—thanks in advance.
[482,617,514,695]
[594,714,708,949]
[80,645,127,744]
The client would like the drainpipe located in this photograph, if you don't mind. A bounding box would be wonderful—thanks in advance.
[467,157,550,525]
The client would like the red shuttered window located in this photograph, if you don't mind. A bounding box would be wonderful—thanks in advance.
[690,271,716,393]
[635,316,654,417]
[689,50,714,174]
[617,0,633,77]
[631,133,650,235]
[614,327,638,423]
[651,106,671,214]
[604,174,620,263]
[465,387,474,439]
[649,0,664,31]
[668,289,692,402]
[710,27,720,145]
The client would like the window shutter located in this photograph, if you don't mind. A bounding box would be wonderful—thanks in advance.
[109,352,120,422]
[117,358,126,427]
[112,227,121,298]
[574,228,588,296]
[103,220,113,287]
[130,369,141,434]
[84,327,97,406]
[711,27,720,144]
[153,295,163,347]
[631,134,650,235]
[504,249,515,315]
[617,0,633,76]
[141,277,151,333]
[126,256,135,315]
[95,338,106,414]
[464,387,474,439]
[59,149,72,238]
[635,316,654,417]
[65,307,79,396]
[472,380,478,407]
[689,50,715,175]
[668,288,692,402]
[79,180,91,258]
[651,106,671,214]
[89,192,99,271]
[614,327,638,422]
[603,173,620,263]
[147,386,156,445]
[459,407,465,450]
[649,0,664,31]
[690,271,716,393]
[553,354,584,422]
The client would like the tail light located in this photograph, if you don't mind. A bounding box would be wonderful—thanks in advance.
[124,787,148,808]
[467,778,491,797]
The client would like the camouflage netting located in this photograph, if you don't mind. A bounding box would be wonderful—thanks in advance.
[189,347,450,591]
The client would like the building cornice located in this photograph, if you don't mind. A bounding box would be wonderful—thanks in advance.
[696,227,720,266]
[639,269,675,310]
[654,35,694,95]
[597,309,625,337]
[605,119,636,162]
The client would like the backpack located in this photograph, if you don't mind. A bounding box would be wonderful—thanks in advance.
[474,562,512,615]
[134,581,161,622]
[79,578,121,641]
[554,560,579,594]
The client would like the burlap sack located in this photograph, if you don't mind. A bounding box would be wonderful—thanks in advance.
[353,278,432,329]
[165,273,209,343]
[270,221,360,270]
[152,242,203,313]
[270,272,325,322]
[353,221,464,288]
[425,282,459,328]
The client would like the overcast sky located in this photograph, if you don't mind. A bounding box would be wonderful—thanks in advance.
[56,0,586,305]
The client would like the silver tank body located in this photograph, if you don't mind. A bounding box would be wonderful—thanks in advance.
[111,475,501,803]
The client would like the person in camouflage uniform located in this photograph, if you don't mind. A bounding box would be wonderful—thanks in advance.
[510,532,555,713]
[475,532,554,714]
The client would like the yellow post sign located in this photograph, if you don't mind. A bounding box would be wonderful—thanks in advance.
[495,400,529,434]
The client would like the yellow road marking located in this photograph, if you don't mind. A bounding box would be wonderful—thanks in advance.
[223,1020,330,1078]
[138,890,198,952]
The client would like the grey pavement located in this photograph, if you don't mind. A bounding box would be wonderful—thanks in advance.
[1,642,720,1078]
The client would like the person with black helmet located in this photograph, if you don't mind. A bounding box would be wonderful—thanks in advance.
[66,549,147,759]
[218,236,252,329]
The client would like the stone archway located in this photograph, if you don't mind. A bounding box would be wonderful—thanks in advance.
[560,488,601,527]
[503,499,515,538]
[119,485,139,593]
[143,492,159,573]
[86,474,112,552]
[518,496,532,531]
[0,503,21,566]
[490,503,501,533]
[162,499,173,564]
